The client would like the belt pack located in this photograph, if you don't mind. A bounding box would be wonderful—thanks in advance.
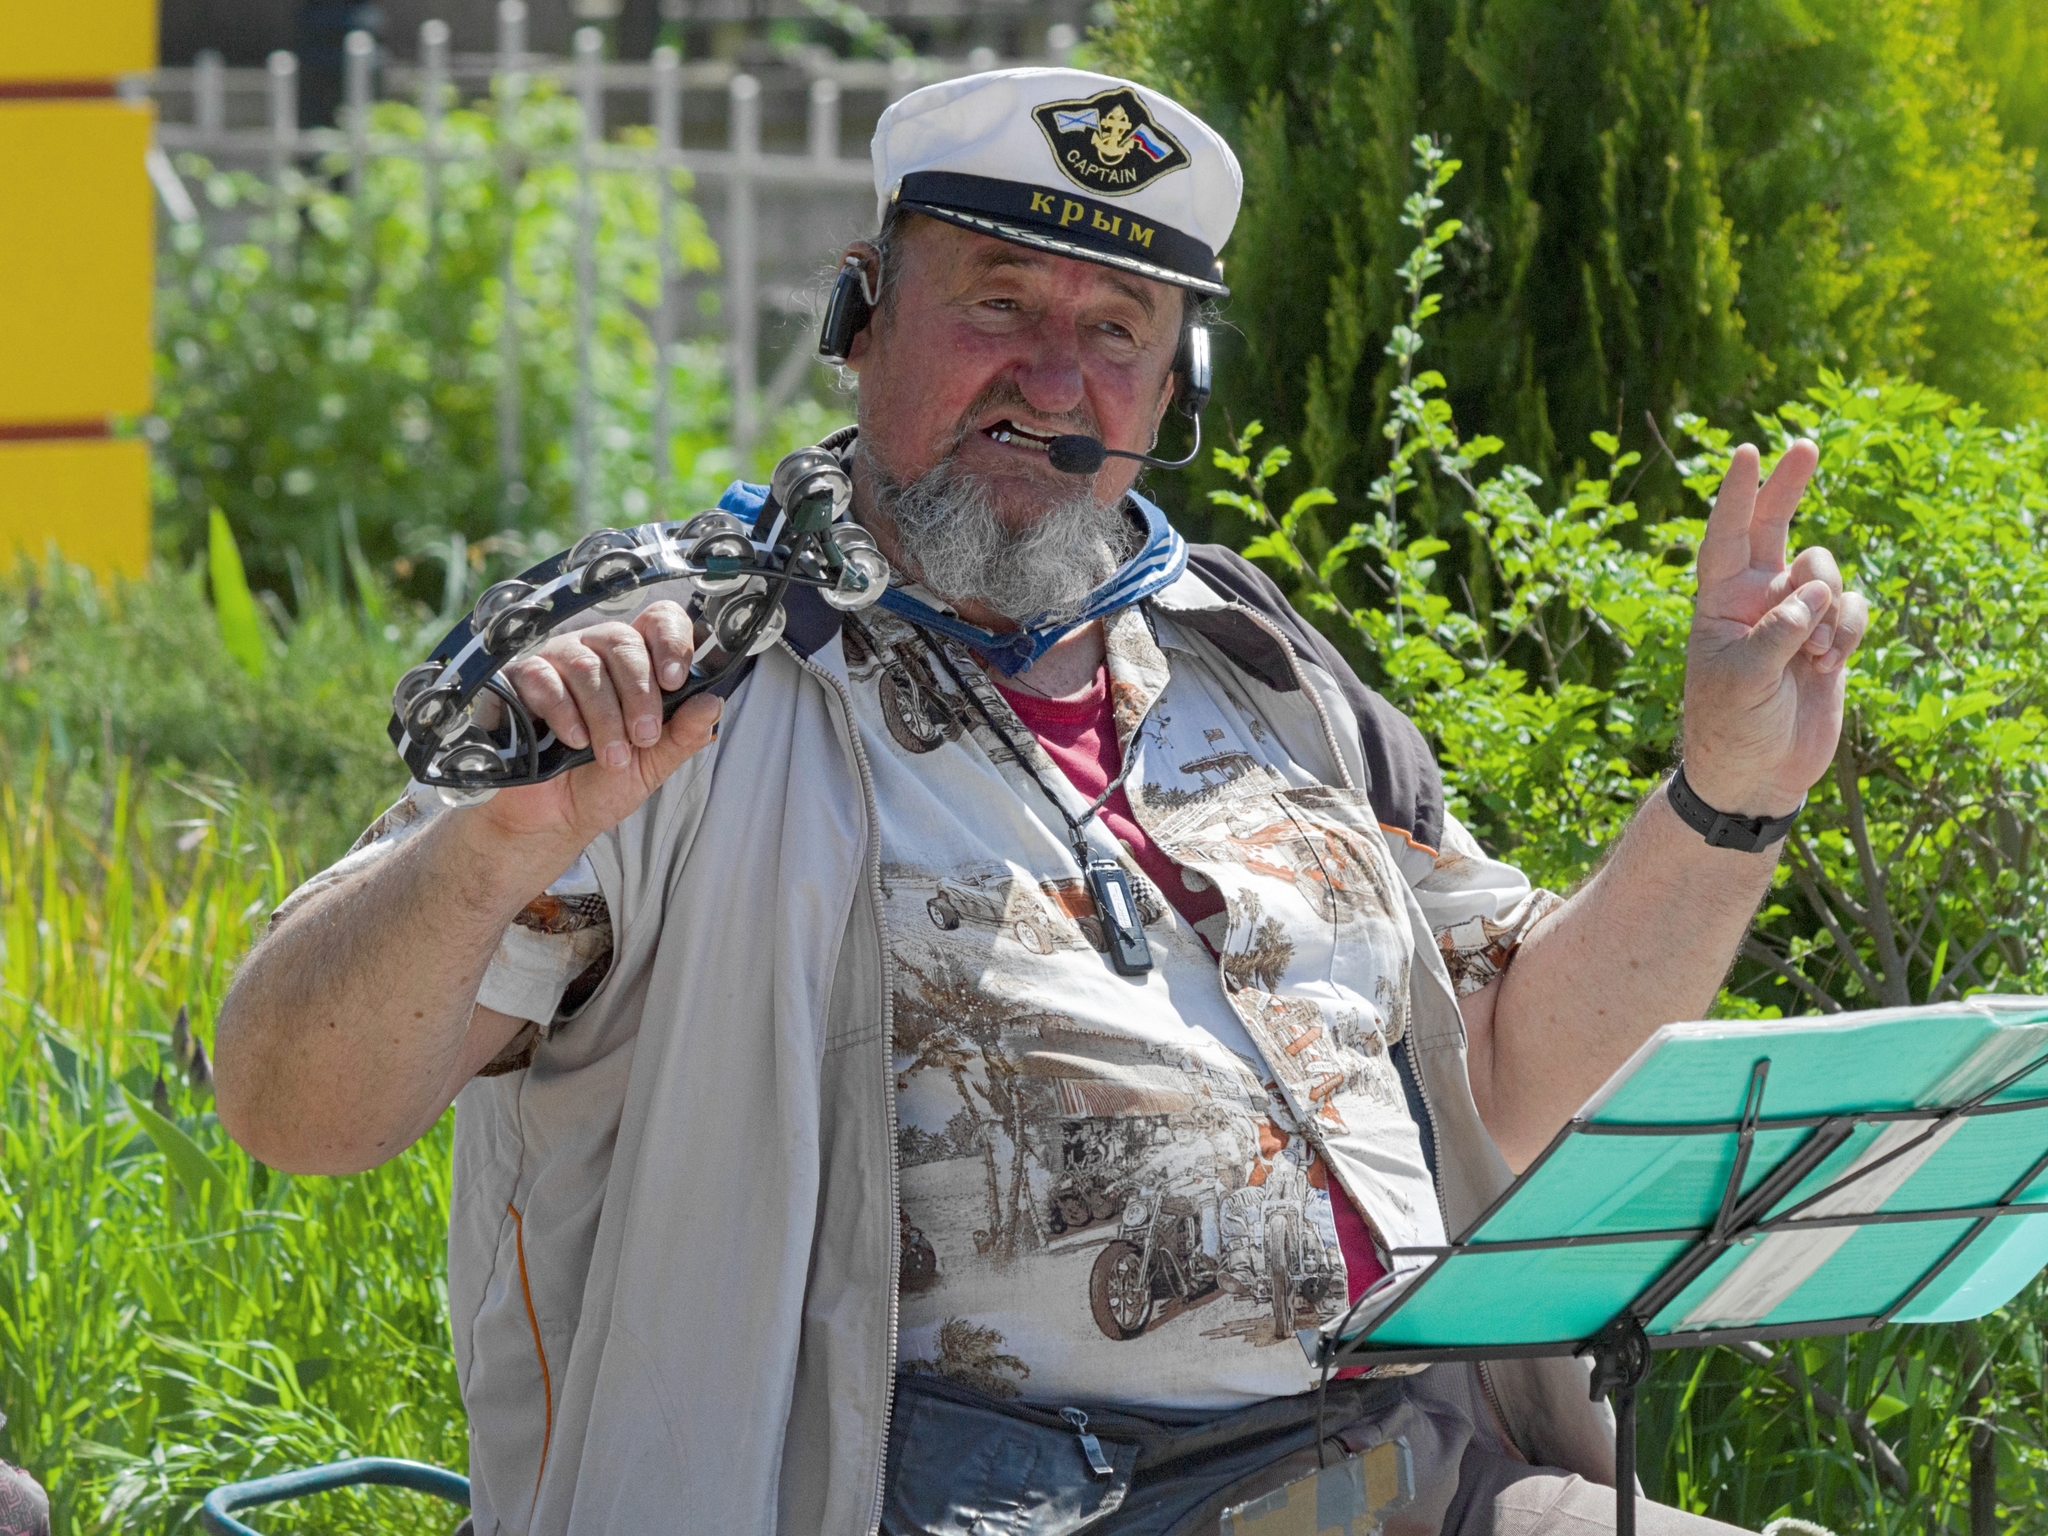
[881,1371,1407,1536]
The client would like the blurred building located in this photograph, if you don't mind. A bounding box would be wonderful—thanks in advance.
[162,0,1100,82]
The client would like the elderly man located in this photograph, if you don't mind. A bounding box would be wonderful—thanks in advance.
[216,68,1868,1536]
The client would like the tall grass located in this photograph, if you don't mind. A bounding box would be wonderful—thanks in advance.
[1642,1304,2048,1530]
[0,755,463,1534]
[0,556,413,860]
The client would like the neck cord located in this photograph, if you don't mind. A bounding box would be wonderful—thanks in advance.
[919,629,1136,867]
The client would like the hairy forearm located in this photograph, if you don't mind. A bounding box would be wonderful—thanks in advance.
[215,812,581,1174]
[1472,782,1780,1168]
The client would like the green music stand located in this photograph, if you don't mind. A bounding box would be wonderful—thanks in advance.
[1310,998,2048,1535]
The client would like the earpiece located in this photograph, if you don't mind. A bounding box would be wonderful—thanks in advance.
[817,251,880,365]
[1173,323,1211,419]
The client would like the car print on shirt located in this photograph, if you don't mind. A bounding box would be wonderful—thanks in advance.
[859,606,1448,1401]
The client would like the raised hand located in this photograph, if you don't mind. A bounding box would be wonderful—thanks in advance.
[1682,440,1871,820]
[472,598,723,852]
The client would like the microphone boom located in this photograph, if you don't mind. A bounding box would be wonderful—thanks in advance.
[1047,416,1203,476]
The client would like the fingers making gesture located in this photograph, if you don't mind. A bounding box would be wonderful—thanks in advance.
[1681,440,1871,820]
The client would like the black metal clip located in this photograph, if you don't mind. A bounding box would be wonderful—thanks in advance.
[1578,1314,1652,1536]
[1086,858,1154,976]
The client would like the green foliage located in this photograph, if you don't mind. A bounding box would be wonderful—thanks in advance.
[151,85,817,610]
[1959,0,2048,225]
[1098,0,2048,540]
[1,558,411,860]
[1642,1312,2048,1531]
[1709,0,2048,427]
[1221,137,2048,1528]
[795,0,913,59]
[1102,0,1753,520]
[206,509,269,680]
[0,762,461,1535]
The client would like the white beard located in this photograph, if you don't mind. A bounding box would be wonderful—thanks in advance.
[860,443,1140,624]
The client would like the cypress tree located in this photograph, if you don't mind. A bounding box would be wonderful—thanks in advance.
[1101,0,2048,540]
[1715,0,2048,423]
[1103,0,1751,533]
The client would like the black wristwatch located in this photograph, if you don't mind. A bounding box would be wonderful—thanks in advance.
[1667,763,1803,852]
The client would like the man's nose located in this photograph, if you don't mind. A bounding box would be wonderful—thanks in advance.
[1009,319,1087,419]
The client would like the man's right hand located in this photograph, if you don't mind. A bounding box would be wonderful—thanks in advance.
[474,597,724,855]
[215,598,724,1176]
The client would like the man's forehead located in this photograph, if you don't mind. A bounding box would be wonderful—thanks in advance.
[911,219,1172,318]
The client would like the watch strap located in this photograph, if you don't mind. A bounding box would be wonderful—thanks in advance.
[1667,763,1802,852]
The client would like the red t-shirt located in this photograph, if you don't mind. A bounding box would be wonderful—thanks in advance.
[997,665,1389,1304]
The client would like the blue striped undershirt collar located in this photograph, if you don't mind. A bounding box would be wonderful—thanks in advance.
[875,490,1188,675]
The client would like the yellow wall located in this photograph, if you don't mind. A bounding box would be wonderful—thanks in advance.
[0,6,158,576]
[0,2,158,81]
[0,438,150,576]
[0,100,155,423]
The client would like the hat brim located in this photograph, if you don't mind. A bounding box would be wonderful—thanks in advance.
[899,201,1230,299]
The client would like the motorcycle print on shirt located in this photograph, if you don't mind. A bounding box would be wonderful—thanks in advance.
[846,604,1446,1410]
[888,929,1349,1385]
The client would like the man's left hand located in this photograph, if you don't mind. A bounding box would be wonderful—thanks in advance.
[1681,439,1871,818]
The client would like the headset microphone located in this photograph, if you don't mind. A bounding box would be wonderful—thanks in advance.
[1045,418,1203,476]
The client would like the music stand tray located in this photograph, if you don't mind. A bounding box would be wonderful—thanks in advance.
[1309,997,2048,1534]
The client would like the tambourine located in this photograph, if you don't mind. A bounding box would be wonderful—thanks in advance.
[386,448,888,805]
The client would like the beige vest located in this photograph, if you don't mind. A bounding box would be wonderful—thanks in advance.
[427,569,1614,1534]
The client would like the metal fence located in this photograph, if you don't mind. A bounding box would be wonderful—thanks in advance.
[137,2,1078,528]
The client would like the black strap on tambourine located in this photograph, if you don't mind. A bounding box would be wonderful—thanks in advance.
[385,445,888,802]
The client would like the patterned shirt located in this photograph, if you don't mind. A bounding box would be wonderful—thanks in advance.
[285,603,1558,1410]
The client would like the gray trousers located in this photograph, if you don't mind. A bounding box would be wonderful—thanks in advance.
[1440,1444,1744,1535]
[1409,1365,1747,1536]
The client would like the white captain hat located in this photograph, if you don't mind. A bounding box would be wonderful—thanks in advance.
[872,67,1242,297]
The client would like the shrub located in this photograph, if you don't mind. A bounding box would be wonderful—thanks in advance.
[1099,0,2048,539]
[152,85,845,615]
[1224,134,2048,1530]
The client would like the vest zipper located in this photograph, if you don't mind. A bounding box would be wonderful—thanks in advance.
[790,643,901,1536]
[1061,1407,1116,1479]
[1218,602,1362,796]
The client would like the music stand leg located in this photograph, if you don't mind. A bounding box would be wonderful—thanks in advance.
[1613,1373,1638,1536]
[1583,1316,1651,1536]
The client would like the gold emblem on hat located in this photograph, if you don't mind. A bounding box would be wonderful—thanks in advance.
[1032,87,1190,197]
